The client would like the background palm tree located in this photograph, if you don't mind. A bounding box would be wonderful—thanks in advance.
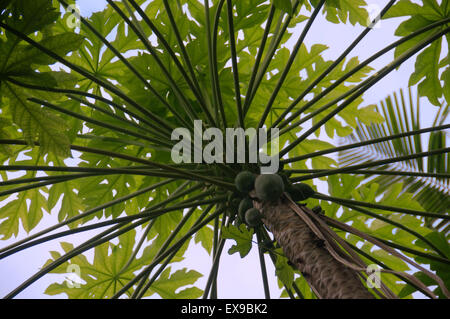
[338,87,449,233]
[0,0,449,299]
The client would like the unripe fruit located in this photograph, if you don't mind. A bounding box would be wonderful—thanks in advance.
[234,171,256,194]
[287,183,315,202]
[238,198,253,222]
[255,174,285,202]
[245,208,263,227]
[278,172,292,189]
[312,205,323,214]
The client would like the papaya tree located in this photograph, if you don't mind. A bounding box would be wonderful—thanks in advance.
[0,0,449,299]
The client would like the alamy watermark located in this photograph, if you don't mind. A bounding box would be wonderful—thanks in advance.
[171,120,280,174]
[65,264,82,288]
[65,4,81,30]
[366,264,381,289]
[366,4,382,29]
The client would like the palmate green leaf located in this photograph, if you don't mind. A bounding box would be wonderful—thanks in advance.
[0,186,48,240]
[272,0,293,16]
[68,4,146,79]
[383,0,449,106]
[77,173,137,220]
[43,229,189,299]
[288,139,337,180]
[0,148,50,239]
[194,223,214,255]
[368,182,424,213]
[442,65,450,103]
[1,83,72,157]
[46,156,86,225]
[409,39,443,106]
[323,174,364,218]
[2,33,85,76]
[224,0,270,32]
[313,0,369,26]
[1,0,448,300]
[324,173,437,257]
[221,224,254,258]
[47,178,86,224]
[0,0,59,36]
[0,1,83,157]
[143,267,203,299]
[280,275,317,298]
[0,117,14,156]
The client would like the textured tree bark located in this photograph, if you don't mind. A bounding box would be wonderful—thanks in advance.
[255,197,374,299]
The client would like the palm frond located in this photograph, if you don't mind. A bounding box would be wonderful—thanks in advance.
[338,87,450,233]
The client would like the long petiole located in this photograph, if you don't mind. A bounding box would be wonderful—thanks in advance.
[0,194,225,260]
[0,179,175,256]
[111,208,225,298]
[287,169,450,180]
[0,139,235,188]
[28,98,173,148]
[107,0,209,126]
[256,228,271,299]
[211,0,227,128]
[225,0,245,129]
[312,192,449,220]
[242,4,275,117]
[132,203,216,298]
[0,21,175,134]
[246,1,301,110]
[291,147,450,186]
[126,0,212,125]
[271,0,398,129]
[257,0,325,129]
[275,17,450,135]
[56,0,188,129]
[278,27,450,157]
[4,78,170,140]
[282,123,450,164]
[325,201,448,258]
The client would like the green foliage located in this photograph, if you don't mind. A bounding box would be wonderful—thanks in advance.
[383,0,450,106]
[409,232,450,298]
[238,197,254,223]
[43,229,198,298]
[338,88,450,230]
[221,224,254,258]
[0,149,48,239]
[272,0,293,16]
[0,0,83,157]
[0,0,448,300]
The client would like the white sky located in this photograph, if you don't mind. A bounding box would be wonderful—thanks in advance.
[0,0,445,299]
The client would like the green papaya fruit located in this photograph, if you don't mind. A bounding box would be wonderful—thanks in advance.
[255,174,285,202]
[234,171,256,194]
[312,205,323,214]
[277,172,292,189]
[245,208,263,227]
[287,183,315,202]
[238,197,253,222]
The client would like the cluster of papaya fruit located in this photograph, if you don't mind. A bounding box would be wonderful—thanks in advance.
[228,170,315,228]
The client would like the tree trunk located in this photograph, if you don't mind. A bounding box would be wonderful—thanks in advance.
[255,197,374,299]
